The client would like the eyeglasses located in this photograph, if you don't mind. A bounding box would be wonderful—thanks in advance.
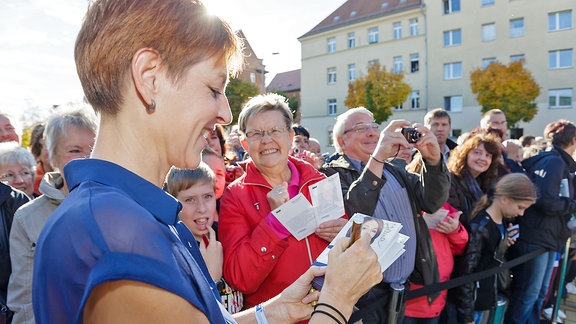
[343,122,379,135]
[0,169,33,182]
[244,126,289,142]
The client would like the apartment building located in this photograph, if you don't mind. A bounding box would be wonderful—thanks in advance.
[299,0,575,152]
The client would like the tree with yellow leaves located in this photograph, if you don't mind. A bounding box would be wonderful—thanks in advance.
[344,63,411,123]
[470,61,540,128]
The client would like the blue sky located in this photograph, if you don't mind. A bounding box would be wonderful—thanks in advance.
[0,0,346,127]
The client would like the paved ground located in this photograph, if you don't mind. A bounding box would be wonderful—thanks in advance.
[563,293,576,324]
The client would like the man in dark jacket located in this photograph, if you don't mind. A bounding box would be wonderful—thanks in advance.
[505,119,576,324]
[0,182,30,323]
[320,107,450,323]
[424,108,458,162]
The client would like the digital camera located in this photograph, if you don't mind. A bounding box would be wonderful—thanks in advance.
[401,127,422,143]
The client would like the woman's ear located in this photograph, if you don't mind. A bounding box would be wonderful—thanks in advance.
[131,48,162,108]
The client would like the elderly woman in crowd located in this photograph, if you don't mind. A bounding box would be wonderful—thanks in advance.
[7,107,97,324]
[219,93,347,309]
[0,112,19,143]
[32,0,381,323]
[0,142,36,198]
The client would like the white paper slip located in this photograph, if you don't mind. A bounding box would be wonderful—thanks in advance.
[423,208,449,229]
[309,173,345,224]
[312,213,406,273]
[272,193,316,240]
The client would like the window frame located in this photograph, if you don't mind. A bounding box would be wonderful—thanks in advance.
[443,29,462,47]
[548,49,574,69]
[410,53,420,73]
[348,64,356,82]
[393,22,402,40]
[482,23,496,42]
[444,95,463,112]
[509,18,524,38]
[327,67,337,84]
[348,32,356,49]
[548,11,573,32]
[327,37,336,53]
[328,98,338,115]
[368,27,379,44]
[410,90,420,110]
[409,18,419,36]
[443,0,461,14]
[548,89,573,108]
[444,62,462,80]
[393,56,403,74]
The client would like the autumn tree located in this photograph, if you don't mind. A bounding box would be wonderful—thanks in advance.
[273,90,299,120]
[225,78,259,124]
[470,61,540,128]
[344,63,411,123]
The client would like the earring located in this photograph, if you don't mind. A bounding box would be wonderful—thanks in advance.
[145,99,156,112]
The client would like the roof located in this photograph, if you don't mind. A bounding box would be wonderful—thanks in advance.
[267,69,301,92]
[299,0,422,39]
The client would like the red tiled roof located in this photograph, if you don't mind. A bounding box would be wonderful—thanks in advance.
[267,69,301,92]
[300,0,422,39]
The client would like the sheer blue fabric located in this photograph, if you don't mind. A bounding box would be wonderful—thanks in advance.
[32,159,226,323]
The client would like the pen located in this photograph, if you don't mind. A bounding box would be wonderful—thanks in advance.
[310,217,363,306]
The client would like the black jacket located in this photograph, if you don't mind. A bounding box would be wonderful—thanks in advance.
[0,183,30,303]
[458,210,509,322]
[518,145,576,251]
[321,155,450,303]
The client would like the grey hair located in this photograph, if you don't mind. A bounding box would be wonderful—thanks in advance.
[238,93,293,134]
[332,107,373,154]
[480,109,505,130]
[44,105,98,170]
[0,141,35,170]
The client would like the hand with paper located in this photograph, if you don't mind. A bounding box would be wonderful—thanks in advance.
[272,173,346,240]
[310,213,407,290]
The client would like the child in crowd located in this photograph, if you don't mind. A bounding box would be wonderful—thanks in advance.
[458,173,537,324]
[165,163,243,314]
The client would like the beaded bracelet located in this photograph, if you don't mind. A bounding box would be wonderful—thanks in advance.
[314,302,347,324]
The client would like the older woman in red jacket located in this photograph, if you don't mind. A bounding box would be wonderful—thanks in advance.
[219,93,347,309]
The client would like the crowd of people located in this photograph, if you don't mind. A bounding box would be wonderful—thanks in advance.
[0,1,576,324]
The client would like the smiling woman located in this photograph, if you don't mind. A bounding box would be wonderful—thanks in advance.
[0,142,35,198]
[30,1,381,323]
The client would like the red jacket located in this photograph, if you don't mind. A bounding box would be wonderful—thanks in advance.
[219,157,330,308]
[404,203,469,318]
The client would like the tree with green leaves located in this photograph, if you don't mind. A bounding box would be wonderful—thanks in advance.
[273,90,299,120]
[344,63,411,123]
[225,78,259,124]
[470,61,540,128]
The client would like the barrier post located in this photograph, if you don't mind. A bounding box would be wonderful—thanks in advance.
[552,237,571,324]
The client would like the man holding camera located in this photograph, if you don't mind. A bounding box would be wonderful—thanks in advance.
[320,107,450,323]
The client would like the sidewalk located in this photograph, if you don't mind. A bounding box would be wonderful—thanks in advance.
[564,293,576,323]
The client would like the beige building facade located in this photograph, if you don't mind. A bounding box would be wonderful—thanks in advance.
[299,0,575,153]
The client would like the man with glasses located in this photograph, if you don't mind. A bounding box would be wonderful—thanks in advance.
[321,107,450,323]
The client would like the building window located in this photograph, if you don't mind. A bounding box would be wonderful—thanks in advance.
[548,89,573,108]
[410,18,419,36]
[348,64,356,82]
[549,49,573,69]
[410,53,419,73]
[481,0,494,6]
[444,29,462,47]
[368,27,379,44]
[549,11,572,32]
[327,37,336,53]
[482,23,496,42]
[411,91,420,109]
[444,62,462,80]
[444,95,463,112]
[328,99,338,115]
[509,18,524,37]
[482,57,497,69]
[393,22,402,39]
[348,32,356,48]
[250,72,256,83]
[393,56,403,74]
[327,67,337,84]
[394,103,403,111]
[443,0,460,14]
[510,54,525,63]
[368,59,380,67]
